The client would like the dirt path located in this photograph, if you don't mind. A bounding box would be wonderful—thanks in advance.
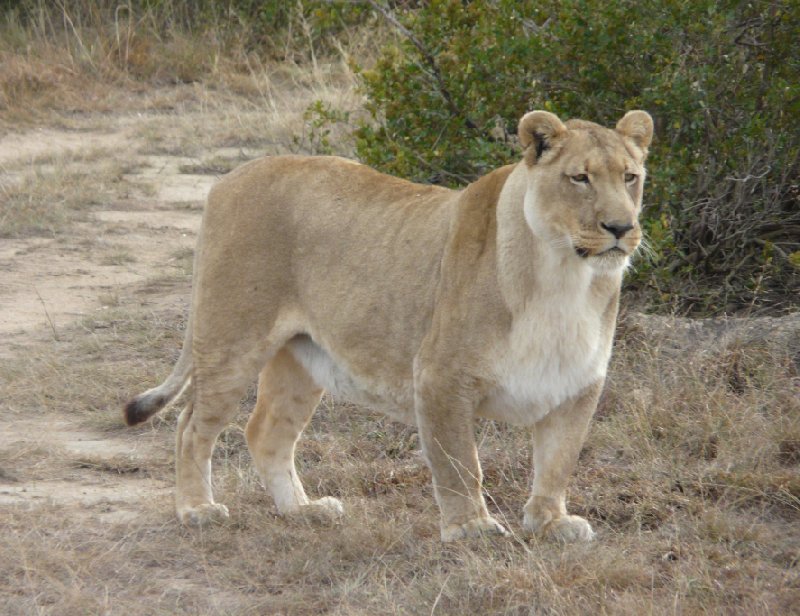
[0,128,211,341]
[0,122,216,523]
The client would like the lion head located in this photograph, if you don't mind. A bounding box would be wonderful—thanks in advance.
[517,110,654,272]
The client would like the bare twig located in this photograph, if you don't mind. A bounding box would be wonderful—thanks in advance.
[363,0,478,130]
[430,573,451,616]
[34,287,59,341]
[56,0,97,73]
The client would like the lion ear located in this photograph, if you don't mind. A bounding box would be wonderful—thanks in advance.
[518,111,567,164]
[616,110,654,152]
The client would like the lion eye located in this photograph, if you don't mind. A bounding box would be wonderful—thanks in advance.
[624,172,637,184]
[570,173,590,184]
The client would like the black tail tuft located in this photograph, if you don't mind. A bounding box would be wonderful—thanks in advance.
[124,393,168,426]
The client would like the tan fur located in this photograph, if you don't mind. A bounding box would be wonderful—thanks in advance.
[124,110,653,542]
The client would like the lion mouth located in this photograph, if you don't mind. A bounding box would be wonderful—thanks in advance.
[599,246,628,256]
[574,246,628,258]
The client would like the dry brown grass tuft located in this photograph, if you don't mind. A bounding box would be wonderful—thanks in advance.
[0,153,135,237]
[1,2,224,125]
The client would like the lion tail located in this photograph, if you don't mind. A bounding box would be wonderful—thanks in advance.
[124,314,193,426]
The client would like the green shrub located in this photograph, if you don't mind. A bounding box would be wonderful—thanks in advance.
[353,0,799,315]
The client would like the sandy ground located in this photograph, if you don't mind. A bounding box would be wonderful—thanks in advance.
[0,127,208,337]
[0,121,213,521]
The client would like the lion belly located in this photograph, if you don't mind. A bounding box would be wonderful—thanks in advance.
[286,335,417,424]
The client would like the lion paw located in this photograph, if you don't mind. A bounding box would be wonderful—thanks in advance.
[283,496,344,523]
[441,516,509,542]
[524,512,594,543]
[547,515,595,542]
[307,496,345,517]
[178,503,230,527]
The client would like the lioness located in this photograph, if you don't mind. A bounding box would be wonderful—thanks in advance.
[125,110,653,542]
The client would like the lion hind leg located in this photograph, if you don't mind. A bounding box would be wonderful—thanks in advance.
[245,348,343,518]
[174,359,256,527]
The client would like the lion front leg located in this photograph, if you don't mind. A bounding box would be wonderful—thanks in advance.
[523,381,602,542]
[414,370,508,542]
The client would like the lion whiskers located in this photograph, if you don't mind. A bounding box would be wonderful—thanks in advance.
[627,235,656,271]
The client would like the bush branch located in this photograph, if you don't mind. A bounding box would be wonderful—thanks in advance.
[363,0,477,130]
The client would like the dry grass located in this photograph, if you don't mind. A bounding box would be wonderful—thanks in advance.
[0,1,229,126]
[1,288,798,614]
[130,68,361,159]
[0,0,372,139]
[0,152,137,237]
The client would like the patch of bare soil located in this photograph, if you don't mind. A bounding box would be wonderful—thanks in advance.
[0,121,208,535]
[0,115,261,612]
[0,212,198,338]
[0,417,172,525]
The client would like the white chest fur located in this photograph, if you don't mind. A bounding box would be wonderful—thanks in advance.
[482,262,615,426]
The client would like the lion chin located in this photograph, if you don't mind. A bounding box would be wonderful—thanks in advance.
[123,109,653,542]
[576,245,635,273]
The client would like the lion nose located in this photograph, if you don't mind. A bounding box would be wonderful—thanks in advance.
[600,221,634,239]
